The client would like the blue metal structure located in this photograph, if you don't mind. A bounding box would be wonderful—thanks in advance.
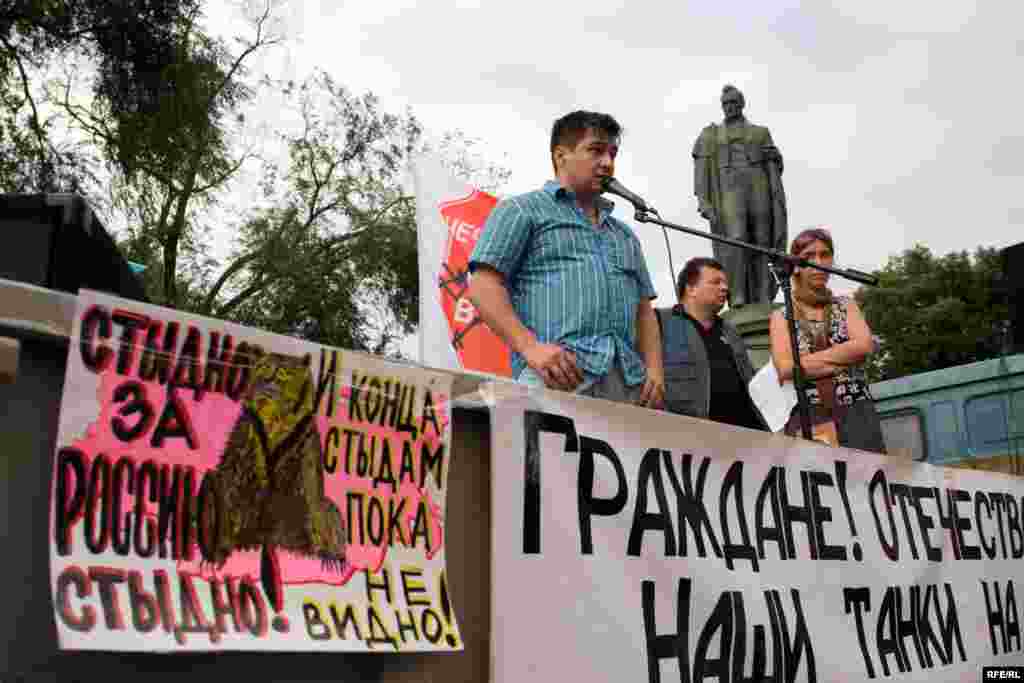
[871,353,1024,473]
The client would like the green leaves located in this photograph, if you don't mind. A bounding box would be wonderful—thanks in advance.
[858,244,1010,381]
[192,70,427,355]
[1,2,508,359]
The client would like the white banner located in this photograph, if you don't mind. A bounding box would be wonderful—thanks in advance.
[490,386,1024,682]
[50,290,461,652]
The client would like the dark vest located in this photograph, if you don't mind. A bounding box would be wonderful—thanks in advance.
[656,307,768,429]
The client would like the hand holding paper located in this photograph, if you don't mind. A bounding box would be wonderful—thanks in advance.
[748,362,797,432]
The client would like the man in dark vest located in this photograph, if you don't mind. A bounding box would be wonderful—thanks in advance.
[658,257,769,431]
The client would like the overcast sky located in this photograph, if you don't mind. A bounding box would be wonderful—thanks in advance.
[206,0,1022,309]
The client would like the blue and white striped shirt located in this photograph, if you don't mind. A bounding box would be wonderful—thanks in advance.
[469,180,657,386]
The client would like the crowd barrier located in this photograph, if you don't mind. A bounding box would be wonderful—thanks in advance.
[1,277,493,681]
[6,276,1024,682]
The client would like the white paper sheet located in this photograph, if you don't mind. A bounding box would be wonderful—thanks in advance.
[748,361,797,432]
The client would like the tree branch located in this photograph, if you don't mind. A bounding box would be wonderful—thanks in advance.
[201,238,275,313]
[192,150,252,194]
[210,221,371,318]
[56,74,186,193]
[207,1,281,109]
[154,189,177,244]
[365,194,414,229]
[215,272,281,318]
[0,35,48,161]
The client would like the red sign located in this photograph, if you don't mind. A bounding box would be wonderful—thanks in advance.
[437,190,511,376]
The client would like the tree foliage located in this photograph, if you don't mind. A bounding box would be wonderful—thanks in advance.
[195,70,424,354]
[0,1,511,358]
[0,0,206,192]
[58,3,281,308]
[856,244,1010,381]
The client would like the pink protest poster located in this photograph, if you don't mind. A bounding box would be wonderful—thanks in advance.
[49,290,460,652]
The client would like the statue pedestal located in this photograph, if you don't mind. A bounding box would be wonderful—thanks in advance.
[722,303,780,371]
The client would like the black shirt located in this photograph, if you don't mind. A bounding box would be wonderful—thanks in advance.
[679,309,766,431]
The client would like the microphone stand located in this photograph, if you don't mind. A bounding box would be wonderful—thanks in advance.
[629,205,877,442]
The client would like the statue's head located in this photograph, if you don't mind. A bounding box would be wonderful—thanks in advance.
[720,85,745,122]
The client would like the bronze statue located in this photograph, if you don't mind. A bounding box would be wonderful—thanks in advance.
[692,85,787,307]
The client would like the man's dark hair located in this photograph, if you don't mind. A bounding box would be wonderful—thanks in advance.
[677,257,724,298]
[550,111,622,172]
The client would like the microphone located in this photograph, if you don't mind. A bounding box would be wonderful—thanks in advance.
[601,176,658,214]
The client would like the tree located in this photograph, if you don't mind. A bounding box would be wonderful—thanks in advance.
[185,70,423,355]
[856,244,1010,381]
[0,0,205,193]
[56,2,282,308]
[2,2,511,358]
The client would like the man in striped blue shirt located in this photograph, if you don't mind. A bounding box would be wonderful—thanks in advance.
[467,111,664,407]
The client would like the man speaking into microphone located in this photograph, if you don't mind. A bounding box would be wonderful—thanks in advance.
[467,110,664,407]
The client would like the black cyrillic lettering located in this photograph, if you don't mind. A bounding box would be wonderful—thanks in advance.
[366,605,399,650]
[330,603,363,640]
[128,570,160,632]
[720,461,759,572]
[89,566,127,630]
[84,454,112,554]
[396,384,418,438]
[373,439,397,491]
[111,457,134,556]
[627,448,675,557]
[151,389,197,449]
[304,601,331,640]
[755,466,787,560]
[387,498,408,547]
[56,566,96,632]
[347,492,366,545]
[419,440,445,490]
[906,486,939,561]
[367,497,385,546]
[323,426,340,474]
[55,447,87,555]
[134,462,159,558]
[365,376,383,422]
[111,309,148,376]
[411,500,433,552]
[844,587,875,679]
[366,568,393,604]
[80,305,113,373]
[139,320,177,385]
[348,371,366,422]
[419,389,441,438]
[420,608,443,645]
[379,379,400,428]
[210,577,241,634]
[869,469,900,561]
[400,568,430,606]
[395,609,419,643]
[522,411,578,554]
[977,492,997,558]
[170,326,203,401]
[204,332,233,396]
[578,436,627,555]
[808,469,846,561]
